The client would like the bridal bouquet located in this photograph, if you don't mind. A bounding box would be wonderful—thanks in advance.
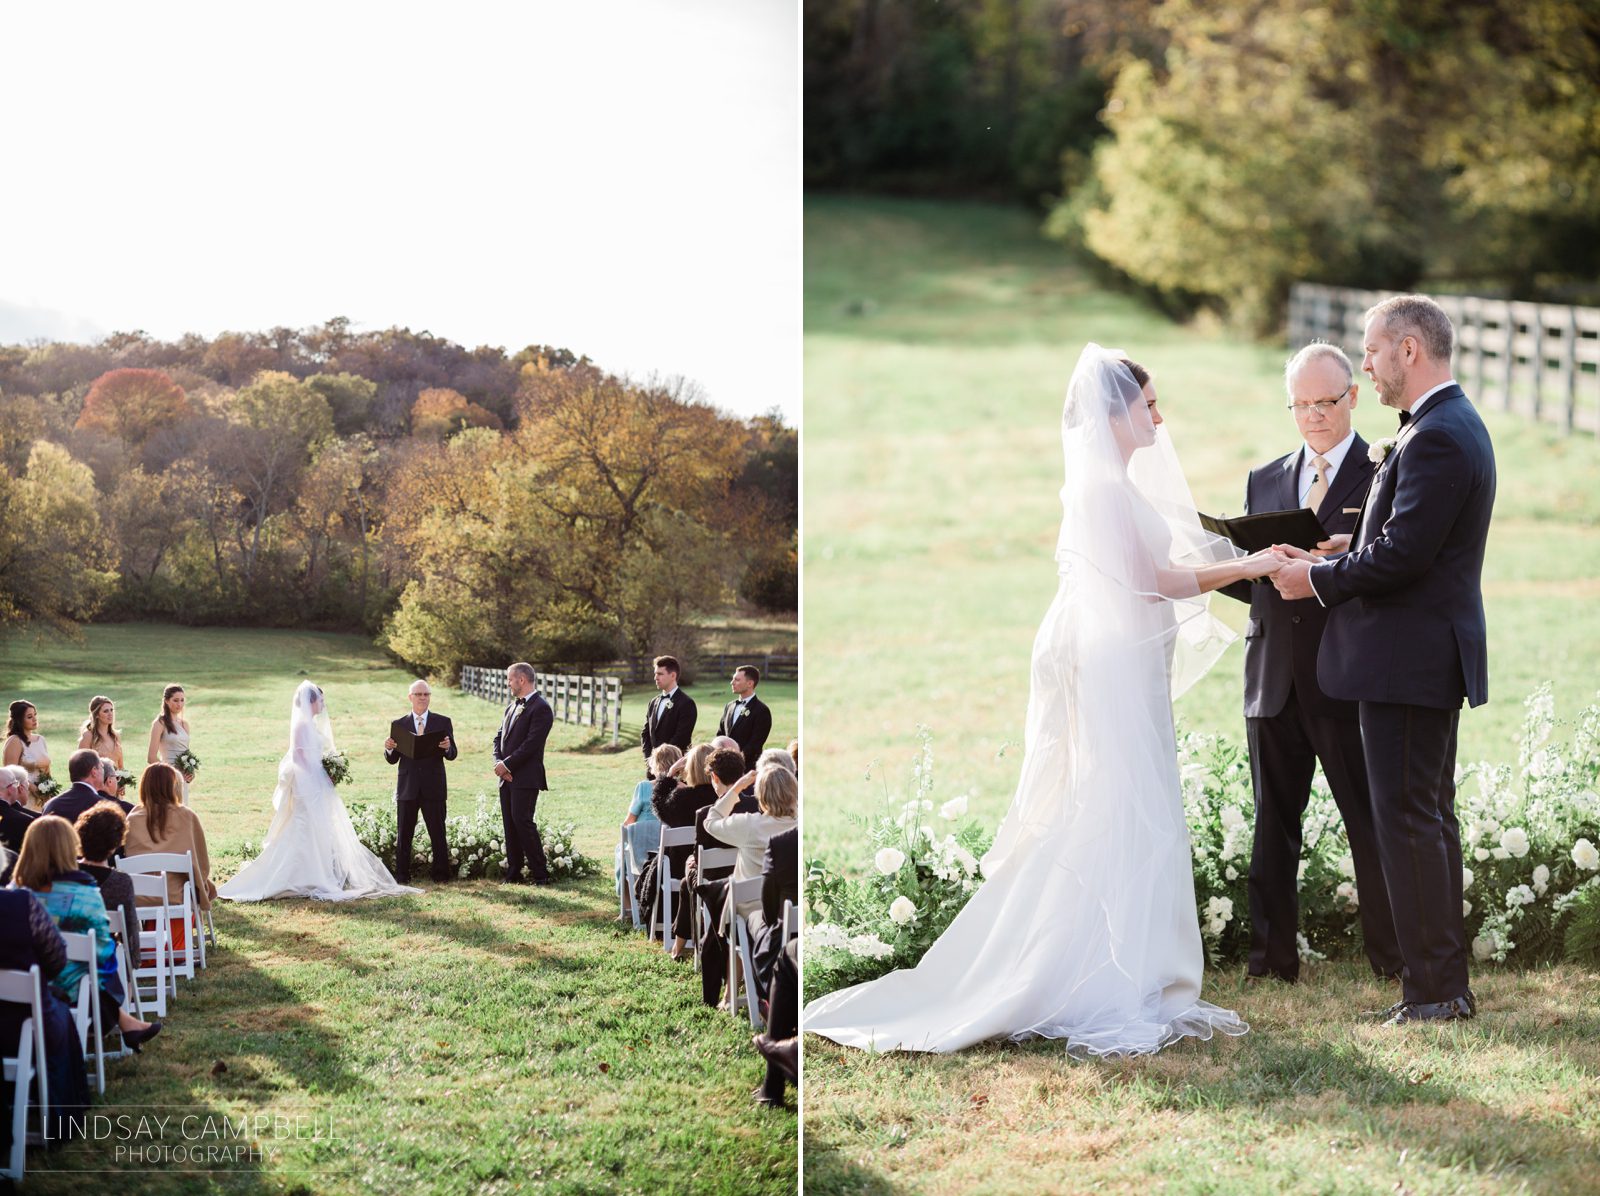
[174,749,201,777]
[322,751,353,786]
[114,768,137,796]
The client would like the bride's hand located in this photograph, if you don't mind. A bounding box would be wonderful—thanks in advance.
[1241,549,1285,579]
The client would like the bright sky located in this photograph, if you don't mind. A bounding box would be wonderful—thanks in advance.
[1,2,799,420]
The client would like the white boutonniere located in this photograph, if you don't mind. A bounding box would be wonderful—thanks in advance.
[660,697,673,712]
[1368,437,1398,464]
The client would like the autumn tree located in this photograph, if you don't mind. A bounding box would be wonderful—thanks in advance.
[0,442,117,632]
[410,387,502,439]
[75,368,192,448]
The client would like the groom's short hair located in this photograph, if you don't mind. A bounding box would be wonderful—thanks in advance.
[1284,340,1353,392]
[1365,294,1454,363]
[653,655,680,677]
[508,662,536,683]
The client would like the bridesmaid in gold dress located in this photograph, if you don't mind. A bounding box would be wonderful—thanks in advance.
[4,700,52,807]
[146,684,193,801]
[78,695,124,769]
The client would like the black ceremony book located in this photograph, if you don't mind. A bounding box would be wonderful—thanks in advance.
[393,727,448,760]
[1199,508,1328,554]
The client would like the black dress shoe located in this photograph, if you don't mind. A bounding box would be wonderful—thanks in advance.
[124,1022,163,1053]
[1464,987,1478,1017]
[1364,999,1408,1022]
[1384,996,1474,1026]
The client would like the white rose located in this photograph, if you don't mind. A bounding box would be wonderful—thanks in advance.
[1573,838,1600,871]
[1472,933,1496,961]
[939,795,969,821]
[1224,866,1238,881]
[1461,867,1474,890]
[1368,436,1397,464]
[1205,896,1233,922]
[1505,884,1535,908]
[888,896,918,925]
[1532,864,1550,896]
[1337,854,1355,880]
[1220,806,1245,831]
[1336,881,1359,909]
[1474,847,1490,862]
[1491,847,1511,861]
[1462,899,1472,917]
[1499,828,1530,858]
[874,847,907,875]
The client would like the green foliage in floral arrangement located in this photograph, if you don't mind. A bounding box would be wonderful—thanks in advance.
[240,792,597,882]
[804,728,993,1003]
[804,686,1600,1002]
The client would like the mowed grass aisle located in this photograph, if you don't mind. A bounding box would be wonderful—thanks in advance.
[1,624,797,1195]
[802,197,1600,1194]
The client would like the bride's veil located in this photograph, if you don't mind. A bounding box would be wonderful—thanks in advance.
[983,344,1241,878]
[279,680,335,810]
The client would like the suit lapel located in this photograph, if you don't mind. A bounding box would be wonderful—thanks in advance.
[1277,451,1301,512]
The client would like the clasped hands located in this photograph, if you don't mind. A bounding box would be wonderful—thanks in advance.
[1241,534,1351,600]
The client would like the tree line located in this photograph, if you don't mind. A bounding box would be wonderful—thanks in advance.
[805,0,1600,329]
[0,320,796,678]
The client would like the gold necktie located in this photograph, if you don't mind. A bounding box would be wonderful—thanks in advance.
[1306,454,1329,511]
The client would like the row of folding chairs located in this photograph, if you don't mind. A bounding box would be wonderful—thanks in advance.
[614,821,801,1031]
[1,849,216,1181]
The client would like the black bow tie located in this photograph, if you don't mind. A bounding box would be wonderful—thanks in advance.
[1398,410,1411,426]
[514,697,526,707]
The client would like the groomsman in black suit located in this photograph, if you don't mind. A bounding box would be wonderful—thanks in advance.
[715,665,772,770]
[1275,295,1495,1025]
[640,655,696,760]
[493,662,553,884]
[0,765,39,852]
[1221,342,1401,985]
[383,679,458,884]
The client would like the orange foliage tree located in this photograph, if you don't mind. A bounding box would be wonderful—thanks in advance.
[75,368,192,447]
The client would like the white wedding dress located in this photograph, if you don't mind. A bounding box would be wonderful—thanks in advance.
[220,681,419,903]
[805,345,1252,1057]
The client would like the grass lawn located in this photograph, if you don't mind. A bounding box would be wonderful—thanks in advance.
[801,195,1600,1193]
[0,623,797,1195]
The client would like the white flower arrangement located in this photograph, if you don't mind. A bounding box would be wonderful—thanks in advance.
[1368,436,1398,463]
[321,751,353,786]
[874,847,906,875]
[888,895,918,925]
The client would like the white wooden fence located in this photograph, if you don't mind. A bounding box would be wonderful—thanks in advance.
[459,666,623,745]
[1287,283,1600,434]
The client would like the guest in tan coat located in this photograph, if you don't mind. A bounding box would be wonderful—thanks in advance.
[125,762,216,910]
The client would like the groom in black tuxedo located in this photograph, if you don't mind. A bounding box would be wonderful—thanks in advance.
[1221,343,1401,985]
[1275,295,1495,1025]
[715,665,771,770]
[384,679,457,884]
[640,655,696,760]
[493,661,552,884]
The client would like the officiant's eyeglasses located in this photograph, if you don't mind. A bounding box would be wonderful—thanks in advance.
[1287,388,1352,416]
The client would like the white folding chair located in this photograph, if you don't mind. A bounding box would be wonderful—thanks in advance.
[123,873,173,1016]
[118,852,201,977]
[649,826,697,953]
[102,909,140,1058]
[60,930,105,1095]
[692,846,738,968]
[724,877,765,1028]
[0,964,47,1180]
[781,898,799,947]
[619,823,652,931]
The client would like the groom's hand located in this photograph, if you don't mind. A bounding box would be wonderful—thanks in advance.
[1272,558,1317,600]
[1314,533,1351,558]
[1270,542,1319,562]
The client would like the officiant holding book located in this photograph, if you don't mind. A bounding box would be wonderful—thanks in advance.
[1219,341,1401,985]
[384,679,457,885]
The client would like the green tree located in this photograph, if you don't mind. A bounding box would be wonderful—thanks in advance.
[0,442,117,632]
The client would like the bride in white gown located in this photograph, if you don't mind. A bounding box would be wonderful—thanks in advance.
[804,345,1285,1057]
[220,681,420,902]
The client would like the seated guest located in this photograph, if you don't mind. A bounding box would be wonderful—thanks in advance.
[679,749,758,986]
[1,763,38,853]
[0,886,90,1148]
[756,747,797,778]
[700,766,799,1008]
[788,739,799,775]
[75,801,142,969]
[41,748,113,823]
[94,755,134,813]
[652,744,717,961]
[125,762,216,912]
[752,940,799,1109]
[705,765,798,921]
[615,744,680,922]
[10,815,162,1050]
